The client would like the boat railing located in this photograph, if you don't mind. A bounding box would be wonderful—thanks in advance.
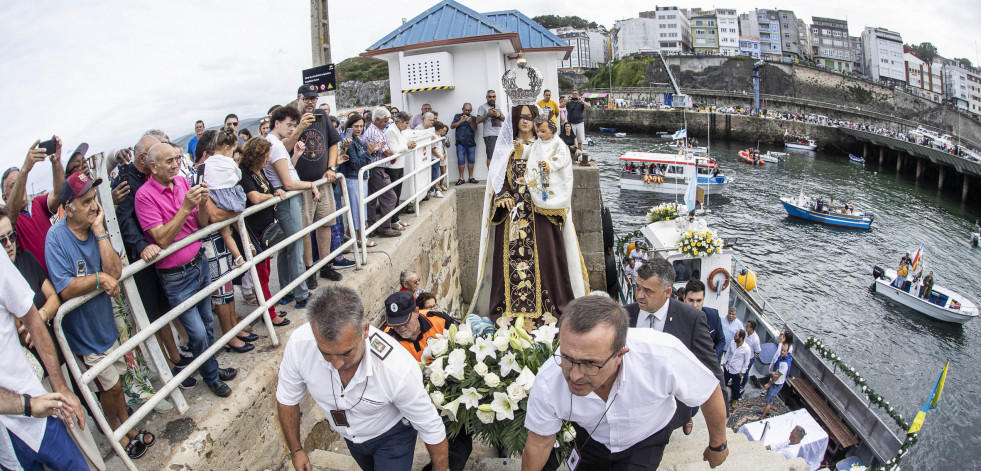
[730,257,904,464]
[52,153,365,470]
[357,135,447,261]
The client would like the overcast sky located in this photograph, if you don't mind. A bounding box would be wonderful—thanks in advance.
[2,0,978,192]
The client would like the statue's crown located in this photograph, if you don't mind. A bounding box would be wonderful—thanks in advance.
[502,55,543,106]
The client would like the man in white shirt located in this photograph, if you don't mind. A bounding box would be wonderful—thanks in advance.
[720,307,743,357]
[0,254,87,470]
[276,285,449,471]
[722,330,751,410]
[521,295,729,471]
[741,320,762,391]
[766,425,806,461]
[761,342,792,420]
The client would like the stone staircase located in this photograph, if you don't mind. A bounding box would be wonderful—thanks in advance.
[305,413,810,471]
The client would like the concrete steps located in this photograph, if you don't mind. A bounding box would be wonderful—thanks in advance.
[305,411,808,471]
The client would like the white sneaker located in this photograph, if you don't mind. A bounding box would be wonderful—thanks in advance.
[434,190,444,198]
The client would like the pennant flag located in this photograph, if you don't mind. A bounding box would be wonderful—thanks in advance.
[908,360,949,434]
[911,243,924,271]
[684,165,698,212]
[672,129,687,140]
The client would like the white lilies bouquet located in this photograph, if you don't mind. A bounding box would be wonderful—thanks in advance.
[679,228,723,257]
[421,317,575,457]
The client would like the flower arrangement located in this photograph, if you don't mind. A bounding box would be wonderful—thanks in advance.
[421,318,575,457]
[678,229,723,257]
[647,202,680,223]
[805,337,918,471]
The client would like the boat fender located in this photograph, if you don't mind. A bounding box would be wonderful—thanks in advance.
[601,206,615,253]
[897,266,908,277]
[644,175,650,184]
[626,242,636,258]
[605,253,620,298]
[709,267,732,292]
[872,265,885,279]
[735,268,755,291]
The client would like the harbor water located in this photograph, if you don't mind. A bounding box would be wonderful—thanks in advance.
[591,133,981,470]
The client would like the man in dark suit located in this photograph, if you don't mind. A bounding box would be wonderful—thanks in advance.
[683,279,726,361]
[624,258,727,437]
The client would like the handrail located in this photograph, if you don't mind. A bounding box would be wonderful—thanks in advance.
[52,163,360,470]
[356,135,448,261]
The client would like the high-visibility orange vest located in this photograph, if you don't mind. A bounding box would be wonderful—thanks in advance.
[384,310,455,361]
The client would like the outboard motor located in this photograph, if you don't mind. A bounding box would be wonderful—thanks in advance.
[872,265,885,279]
[865,210,875,221]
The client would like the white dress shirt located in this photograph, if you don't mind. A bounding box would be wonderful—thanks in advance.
[771,439,802,461]
[640,300,669,332]
[745,331,762,358]
[525,328,718,452]
[720,316,744,352]
[0,256,49,470]
[276,324,445,445]
[723,341,752,375]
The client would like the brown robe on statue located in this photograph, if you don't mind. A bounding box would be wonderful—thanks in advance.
[487,141,574,324]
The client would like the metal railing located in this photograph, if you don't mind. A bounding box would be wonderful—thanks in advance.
[356,135,448,261]
[52,154,361,471]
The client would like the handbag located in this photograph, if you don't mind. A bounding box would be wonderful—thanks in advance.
[257,219,286,250]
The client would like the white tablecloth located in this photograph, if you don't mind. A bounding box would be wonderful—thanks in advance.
[738,409,829,470]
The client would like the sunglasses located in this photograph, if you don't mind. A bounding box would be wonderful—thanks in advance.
[228,121,239,126]
[0,230,16,247]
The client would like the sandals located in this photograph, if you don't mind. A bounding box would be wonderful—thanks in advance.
[135,430,155,447]
[394,221,409,231]
[468,178,479,184]
[358,239,377,248]
[456,179,465,186]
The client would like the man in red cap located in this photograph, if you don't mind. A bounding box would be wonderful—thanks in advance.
[45,172,156,459]
[2,138,66,273]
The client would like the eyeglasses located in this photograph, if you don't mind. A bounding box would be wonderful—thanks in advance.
[0,230,16,247]
[553,350,618,376]
[519,114,534,121]
[301,97,318,102]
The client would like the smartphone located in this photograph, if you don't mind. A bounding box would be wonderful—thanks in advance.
[344,128,353,139]
[195,164,206,186]
[38,138,57,156]
[117,159,130,182]
[313,113,323,123]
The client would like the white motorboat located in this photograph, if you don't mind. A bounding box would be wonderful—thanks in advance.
[872,266,979,324]
[619,151,730,195]
[784,133,817,151]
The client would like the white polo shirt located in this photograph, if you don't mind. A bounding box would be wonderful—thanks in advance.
[276,324,445,445]
[745,331,762,358]
[0,255,48,470]
[524,328,719,452]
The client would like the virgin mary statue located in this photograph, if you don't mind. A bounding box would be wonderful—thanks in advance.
[469,59,588,324]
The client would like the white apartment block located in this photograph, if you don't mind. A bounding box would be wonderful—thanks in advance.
[862,27,905,83]
[612,17,658,59]
[905,52,944,102]
[715,8,740,56]
[944,62,981,118]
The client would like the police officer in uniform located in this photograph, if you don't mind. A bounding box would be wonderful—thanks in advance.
[382,291,473,471]
[276,286,450,471]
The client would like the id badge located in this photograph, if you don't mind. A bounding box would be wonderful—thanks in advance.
[567,447,580,470]
[330,409,350,427]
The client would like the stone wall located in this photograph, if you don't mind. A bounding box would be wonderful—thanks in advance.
[336,79,390,109]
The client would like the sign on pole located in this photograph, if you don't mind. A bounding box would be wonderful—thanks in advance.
[302,64,336,93]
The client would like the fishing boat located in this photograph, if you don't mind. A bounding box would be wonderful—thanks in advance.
[849,154,865,164]
[599,127,617,133]
[612,216,903,468]
[872,248,979,324]
[780,189,874,229]
[784,133,817,151]
[738,149,765,166]
[759,152,782,164]
[619,151,730,195]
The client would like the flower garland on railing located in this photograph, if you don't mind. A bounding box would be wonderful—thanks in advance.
[805,337,919,471]
[647,202,680,223]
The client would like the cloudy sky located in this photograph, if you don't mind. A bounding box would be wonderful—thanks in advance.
[2,0,978,192]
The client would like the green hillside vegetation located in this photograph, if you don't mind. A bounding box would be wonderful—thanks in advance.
[336,56,389,82]
[532,15,601,30]
[585,56,656,89]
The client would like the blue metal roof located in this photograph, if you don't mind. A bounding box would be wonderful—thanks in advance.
[483,10,569,49]
[367,0,507,52]
[366,0,570,53]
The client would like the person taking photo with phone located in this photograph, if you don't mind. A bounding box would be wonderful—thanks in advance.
[2,137,65,273]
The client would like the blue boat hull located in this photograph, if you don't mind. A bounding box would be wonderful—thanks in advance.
[781,199,872,229]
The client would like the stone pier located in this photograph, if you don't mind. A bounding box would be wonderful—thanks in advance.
[964,177,971,202]
[896,152,903,173]
[916,158,924,181]
[939,167,947,190]
[879,147,885,168]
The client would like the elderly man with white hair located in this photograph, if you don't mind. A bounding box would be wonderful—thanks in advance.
[362,108,400,238]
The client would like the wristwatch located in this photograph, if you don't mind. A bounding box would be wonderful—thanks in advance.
[328,166,339,172]
[708,441,728,452]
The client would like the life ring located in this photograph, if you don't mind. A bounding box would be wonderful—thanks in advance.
[708,267,731,292]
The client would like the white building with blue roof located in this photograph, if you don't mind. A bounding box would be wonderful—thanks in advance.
[362,0,571,181]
